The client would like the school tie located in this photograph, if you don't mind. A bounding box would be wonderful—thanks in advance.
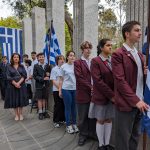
[104,59,112,70]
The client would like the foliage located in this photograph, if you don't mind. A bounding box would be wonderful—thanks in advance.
[0,16,22,28]
[98,8,118,40]
[65,23,72,54]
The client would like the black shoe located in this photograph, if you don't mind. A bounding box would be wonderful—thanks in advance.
[78,136,87,146]
[97,146,106,150]
[43,112,50,118]
[105,145,115,150]
[39,113,43,120]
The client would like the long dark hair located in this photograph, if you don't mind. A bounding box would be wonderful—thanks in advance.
[66,51,75,62]
[10,53,21,66]
[97,39,111,56]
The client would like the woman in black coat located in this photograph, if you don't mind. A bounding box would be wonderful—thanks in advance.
[4,53,28,121]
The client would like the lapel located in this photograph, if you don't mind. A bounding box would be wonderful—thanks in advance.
[122,46,137,64]
[81,59,90,72]
[98,56,112,72]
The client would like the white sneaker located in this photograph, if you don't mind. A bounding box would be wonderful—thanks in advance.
[66,125,74,134]
[54,123,60,128]
[72,124,79,133]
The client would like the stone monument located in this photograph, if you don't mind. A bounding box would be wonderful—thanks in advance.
[73,0,98,58]
[22,17,33,58]
[126,0,148,50]
[32,7,46,54]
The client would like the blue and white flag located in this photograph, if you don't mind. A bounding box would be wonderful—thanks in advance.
[0,26,23,62]
[43,24,61,65]
[142,27,150,137]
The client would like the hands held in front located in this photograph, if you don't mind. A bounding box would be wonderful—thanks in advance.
[12,81,21,88]
[136,100,149,113]
[44,77,49,80]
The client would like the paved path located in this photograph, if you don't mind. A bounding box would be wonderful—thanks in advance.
[0,100,150,150]
[0,100,98,150]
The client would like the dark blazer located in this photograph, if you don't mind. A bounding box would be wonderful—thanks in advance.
[91,56,114,105]
[33,64,50,89]
[74,59,92,103]
[0,63,9,80]
[6,64,27,86]
[111,46,145,112]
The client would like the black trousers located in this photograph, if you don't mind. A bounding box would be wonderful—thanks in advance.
[53,91,65,123]
[26,84,32,99]
[0,80,7,100]
[115,108,142,150]
[77,103,96,138]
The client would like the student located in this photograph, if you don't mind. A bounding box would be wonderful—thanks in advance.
[74,41,96,146]
[5,53,28,121]
[30,51,38,107]
[89,39,115,150]
[50,55,65,128]
[22,54,29,71]
[25,59,33,105]
[0,56,9,100]
[33,53,50,120]
[111,21,149,150]
[59,51,79,134]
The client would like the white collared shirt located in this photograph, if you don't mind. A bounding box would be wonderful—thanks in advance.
[31,59,38,75]
[81,56,91,69]
[123,43,143,100]
[81,56,93,85]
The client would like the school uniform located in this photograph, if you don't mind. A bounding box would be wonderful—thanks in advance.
[4,64,28,108]
[74,56,96,142]
[25,66,32,100]
[89,55,115,120]
[33,63,50,100]
[31,59,38,101]
[0,62,9,100]
[111,43,144,150]
[50,65,65,123]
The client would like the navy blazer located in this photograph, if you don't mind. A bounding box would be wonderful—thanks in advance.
[33,64,51,89]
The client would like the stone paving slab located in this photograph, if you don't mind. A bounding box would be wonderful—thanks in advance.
[0,100,150,150]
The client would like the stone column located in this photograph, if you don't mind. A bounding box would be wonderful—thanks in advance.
[126,0,148,50]
[73,0,98,58]
[22,17,33,58]
[46,0,65,55]
[31,7,46,54]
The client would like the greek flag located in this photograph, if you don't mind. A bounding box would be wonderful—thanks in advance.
[43,24,61,65]
[0,26,23,62]
[142,27,150,137]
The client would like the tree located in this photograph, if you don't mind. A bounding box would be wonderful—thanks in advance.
[0,16,22,28]
[98,8,118,40]
[3,0,73,47]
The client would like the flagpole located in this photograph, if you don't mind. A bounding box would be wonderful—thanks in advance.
[44,20,53,118]
[143,1,150,150]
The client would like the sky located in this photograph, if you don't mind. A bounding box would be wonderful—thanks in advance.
[0,0,124,24]
[0,1,14,18]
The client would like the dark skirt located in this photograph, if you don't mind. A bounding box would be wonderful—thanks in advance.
[35,87,49,100]
[4,83,28,109]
